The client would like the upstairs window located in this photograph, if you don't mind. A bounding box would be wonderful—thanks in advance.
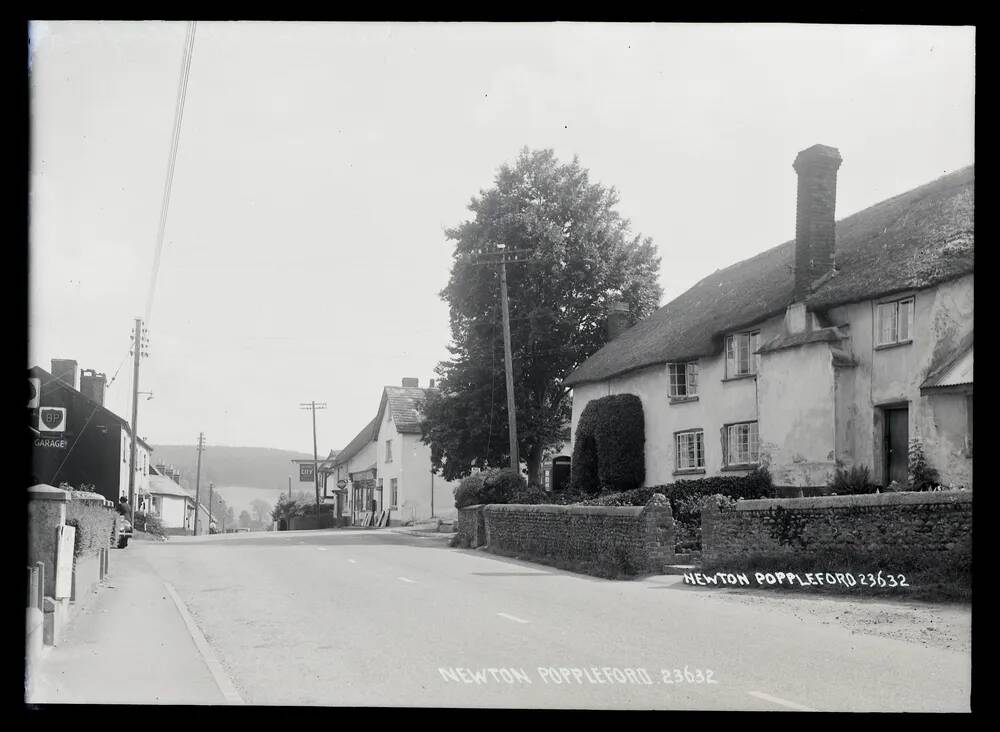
[675,430,705,471]
[725,421,759,467]
[876,297,914,347]
[668,363,699,399]
[385,439,393,463]
[725,330,760,377]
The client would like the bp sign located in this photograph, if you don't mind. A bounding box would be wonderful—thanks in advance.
[39,407,67,434]
[299,462,315,482]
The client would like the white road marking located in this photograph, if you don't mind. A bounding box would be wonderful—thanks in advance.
[748,691,816,712]
[315,547,327,551]
[397,577,416,583]
[163,581,244,705]
[347,559,356,564]
[497,612,529,624]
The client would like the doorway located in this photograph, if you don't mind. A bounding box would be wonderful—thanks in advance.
[883,406,909,485]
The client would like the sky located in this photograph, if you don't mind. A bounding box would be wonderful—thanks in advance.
[28,22,975,454]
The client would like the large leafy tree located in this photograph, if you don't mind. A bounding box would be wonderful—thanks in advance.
[421,148,662,485]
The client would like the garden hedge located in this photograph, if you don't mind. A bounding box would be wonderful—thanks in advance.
[570,393,645,495]
[65,492,117,559]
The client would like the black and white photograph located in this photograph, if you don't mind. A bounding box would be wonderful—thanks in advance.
[24,21,974,711]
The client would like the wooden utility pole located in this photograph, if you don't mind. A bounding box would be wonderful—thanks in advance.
[193,432,205,535]
[467,245,531,472]
[127,317,148,516]
[208,481,214,533]
[299,402,327,525]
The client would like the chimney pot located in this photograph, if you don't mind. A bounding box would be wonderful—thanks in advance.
[793,144,842,301]
[607,302,630,341]
[401,377,419,388]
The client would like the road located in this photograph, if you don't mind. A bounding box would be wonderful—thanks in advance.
[36,528,972,710]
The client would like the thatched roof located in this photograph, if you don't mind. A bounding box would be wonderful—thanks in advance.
[565,165,973,386]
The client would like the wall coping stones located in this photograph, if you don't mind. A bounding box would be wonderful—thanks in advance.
[483,503,644,517]
[732,490,972,512]
[28,484,70,502]
[68,490,110,503]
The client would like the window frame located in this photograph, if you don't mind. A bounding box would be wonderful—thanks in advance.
[725,330,761,379]
[674,429,706,474]
[874,296,915,349]
[390,477,399,508]
[722,420,760,469]
[667,361,699,401]
[385,438,393,463]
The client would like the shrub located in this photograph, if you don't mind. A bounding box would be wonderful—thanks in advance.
[828,465,878,495]
[64,494,117,558]
[570,401,600,496]
[908,439,940,491]
[571,394,645,494]
[454,471,487,509]
[454,468,527,508]
[135,511,167,539]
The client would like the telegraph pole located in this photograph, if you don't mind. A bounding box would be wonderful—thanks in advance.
[208,481,214,533]
[127,317,149,516]
[467,244,531,472]
[193,432,205,535]
[299,402,327,525]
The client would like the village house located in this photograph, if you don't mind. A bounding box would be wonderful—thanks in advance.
[329,378,461,526]
[564,145,973,493]
[29,360,154,506]
[374,378,461,525]
[330,417,379,523]
[148,464,215,534]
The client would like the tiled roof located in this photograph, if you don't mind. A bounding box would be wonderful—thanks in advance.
[148,474,191,498]
[565,165,974,386]
[332,417,378,466]
[377,386,437,435]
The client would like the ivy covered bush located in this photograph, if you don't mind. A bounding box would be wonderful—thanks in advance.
[65,493,117,558]
[908,439,940,491]
[570,394,645,495]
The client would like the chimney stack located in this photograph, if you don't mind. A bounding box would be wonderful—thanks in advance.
[51,359,78,390]
[428,379,435,389]
[607,302,630,341]
[793,144,842,300]
[401,377,419,388]
[80,369,107,406]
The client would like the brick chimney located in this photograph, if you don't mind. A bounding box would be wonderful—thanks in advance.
[51,359,78,389]
[401,377,419,387]
[80,369,107,406]
[793,144,842,300]
[607,302,630,340]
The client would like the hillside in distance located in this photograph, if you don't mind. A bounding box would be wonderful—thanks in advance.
[150,445,330,492]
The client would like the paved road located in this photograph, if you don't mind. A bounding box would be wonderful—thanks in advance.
[112,528,972,711]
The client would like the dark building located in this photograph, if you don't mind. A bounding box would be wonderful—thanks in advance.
[29,361,152,503]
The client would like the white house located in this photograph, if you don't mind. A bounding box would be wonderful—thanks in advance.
[565,146,973,493]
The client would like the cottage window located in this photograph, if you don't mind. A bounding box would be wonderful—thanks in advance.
[385,439,393,463]
[390,478,398,508]
[668,362,699,398]
[675,430,705,470]
[875,297,914,347]
[725,421,759,467]
[725,331,761,377]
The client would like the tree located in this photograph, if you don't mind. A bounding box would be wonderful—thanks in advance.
[250,498,271,526]
[421,148,662,485]
[238,510,252,529]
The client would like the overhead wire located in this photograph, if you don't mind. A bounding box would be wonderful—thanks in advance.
[144,21,197,327]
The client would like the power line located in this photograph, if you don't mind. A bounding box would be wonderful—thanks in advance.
[144,21,197,326]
